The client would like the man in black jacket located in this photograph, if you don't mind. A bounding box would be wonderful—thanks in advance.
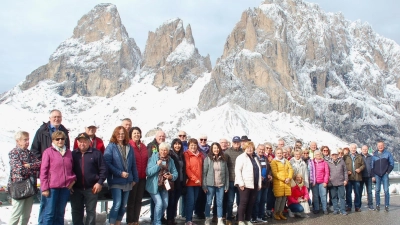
[71,133,107,225]
[31,109,70,159]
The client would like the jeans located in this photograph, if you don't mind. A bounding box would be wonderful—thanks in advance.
[375,173,390,207]
[346,181,361,208]
[150,189,169,225]
[360,177,373,207]
[70,188,99,225]
[109,188,130,224]
[38,188,70,225]
[288,203,304,213]
[213,191,228,217]
[167,187,182,220]
[237,188,258,221]
[9,195,34,225]
[227,181,240,220]
[186,186,200,222]
[312,184,327,211]
[252,188,268,218]
[205,186,224,218]
[330,185,346,213]
[179,195,186,217]
[266,186,275,210]
[127,179,146,223]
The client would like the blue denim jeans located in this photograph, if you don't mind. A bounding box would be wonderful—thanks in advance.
[288,203,304,213]
[109,188,130,224]
[185,186,200,222]
[252,187,268,218]
[330,185,346,213]
[205,186,224,218]
[375,173,390,207]
[346,181,361,208]
[360,177,373,207]
[227,181,240,220]
[38,188,70,225]
[312,183,327,211]
[150,189,169,225]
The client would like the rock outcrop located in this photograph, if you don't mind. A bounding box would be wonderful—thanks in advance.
[198,0,400,156]
[20,3,142,97]
[141,18,211,92]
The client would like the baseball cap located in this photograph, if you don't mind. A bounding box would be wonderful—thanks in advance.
[232,136,241,142]
[76,133,90,140]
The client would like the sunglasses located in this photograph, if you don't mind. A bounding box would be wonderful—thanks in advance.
[55,138,65,141]
[200,139,207,141]
[266,147,272,150]
[303,152,309,155]
[179,135,186,137]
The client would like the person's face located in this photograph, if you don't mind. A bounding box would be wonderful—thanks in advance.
[278,140,285,148]
[117,129,125,142]
[49,111,62,126]
[275,150,283,159]
[338,150,344,157]
[344,149,349,155]
[294,151,301,160]
[302,150,309,159]
[283,151,288,158]
[189,143,198,153]
[265,145,272,154]
[232,142,241,149]
[212,145,220,155]
[16,135,30,149]
[361,146,368,155]
[178,132,187,141]
[121,120,132,132]
[257,146,265,156]
[245,146,254,154]
[77,138,90,152]
[350,145,357,154]
[310,142,317,151]
[156,132,166,144]
[219,139,228,150]
[314,151,322,160]
[331,153,338,161]
[159,148,168,158]
[199,137,207,146]
[241,140,248,148]
[295,175,302,183]
[85,126,97,137]
[53,136,66,148]
[295,142,302,148]
[377,142,385,152]
[131,129,141,141]
[322,147,329,156]
[174,142,181,152]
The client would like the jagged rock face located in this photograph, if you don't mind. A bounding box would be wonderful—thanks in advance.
[20,3,142,97]
[142,18,211,92]
[199,0,400,157]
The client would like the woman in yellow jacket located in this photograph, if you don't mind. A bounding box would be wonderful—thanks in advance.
[270,148,293,220]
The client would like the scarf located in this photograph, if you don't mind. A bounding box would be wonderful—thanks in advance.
[158,155,170,187]
[117,144,128,170]
[52,143,66,156]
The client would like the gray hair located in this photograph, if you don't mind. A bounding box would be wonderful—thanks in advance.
[158,142,170,151]
[49,109,61,116]
[350,143,358,148]
[314,150,322,156]
[14,131,29,140]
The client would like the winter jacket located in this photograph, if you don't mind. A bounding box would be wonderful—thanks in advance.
[7,147,41,191]
[73,136,105,154]
[361,153,373,178]
[182,141,188,151]
[271,158,293,197]
[327,158,348,186]
[310,158,329,185]
[225,147,243,181]
[104,143,139,186]
[169,149,186,189]
[257,154,272,188]
[145,153,178,194]
[40,146,76,191]
[202,156,229,191]
[147,139,159,157]
[31,122,70,159]
[129,140,148,179]
[371,149,395,177]
[344,153,365,181]
[290,157,310,188]
[287,183,309,206]
[235,153,262,189]
[72,147,107,190]
[184,150,203,186]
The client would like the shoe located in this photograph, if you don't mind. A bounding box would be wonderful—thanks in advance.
[368,206,374,210]
[279,212,287,220]
[259,217,268,222]
[332,211,339,215]
[299,212,309,218]
[186,222,197,225]
[345,207,351,212]
[273,213,281,220]
[385,206,389,212]
[265,212,272,218]
[355,208,361,212]
[217,218,224,225]
[323,211,328,215]
[313,210,319,214]
[341,212,348,216]
[288,209,294,218]
[226,220,232,225]
[238,221,246,225]
[195,215,206,220]
[250,218,257,223]
[255,218,264,223]
[205,217,212,225]
[245,221,253,225]
[162,217,168,224]
[212,216,218,223]
[375,205,380,211]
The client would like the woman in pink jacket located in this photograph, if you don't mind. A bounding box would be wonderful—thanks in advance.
[39,131,76,225]
[309,150,329,215]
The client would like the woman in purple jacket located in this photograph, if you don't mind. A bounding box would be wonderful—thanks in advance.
[38,131,76,225]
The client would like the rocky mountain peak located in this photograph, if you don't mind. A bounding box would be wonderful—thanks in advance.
[142,18,211,93]
[20,3,141,97]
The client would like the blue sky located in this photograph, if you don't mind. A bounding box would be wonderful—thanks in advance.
[1,0,399,93]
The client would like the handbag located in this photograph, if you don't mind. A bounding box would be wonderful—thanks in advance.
[8,178,36,200]
[300,201,311,214]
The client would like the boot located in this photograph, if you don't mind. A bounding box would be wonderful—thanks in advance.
[288,209,294,218]
[279,212,287,220]
[273,212,281,220]
[212,216,218,223]
[217,218,224,225]
[205,217,212,225]
[226,220,232,225]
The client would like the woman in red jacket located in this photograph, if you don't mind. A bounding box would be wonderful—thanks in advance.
[287,173,310,218]
[183,138,203,225]
[126,127,148,225]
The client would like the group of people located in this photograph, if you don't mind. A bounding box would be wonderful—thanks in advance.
[7,109,395,225]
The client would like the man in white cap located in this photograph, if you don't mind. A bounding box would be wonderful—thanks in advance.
[73,122,105,154]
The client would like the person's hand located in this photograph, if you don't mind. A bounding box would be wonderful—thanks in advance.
[355,168,361,173]
[68,181,75,192]
[157,160,162,166]
[132,182,136,187]
[225,190,228,193]
[372,177,376,182]
[204,188,208,193]
[92,183,102,194]
[322,183,327,188]
[42,190,50,197]
[121,172,129,178]
[268,175,272,180]
[240,186,244,191]
[348,171,352,175]
[23,163,30,168]
[344,180,348,186]
[163,173,172,180]
[312,184,315,187]
[195,180,200,184]
[284,178,290,184]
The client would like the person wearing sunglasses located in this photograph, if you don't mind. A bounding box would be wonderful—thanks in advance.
[178,131,189,151]
[39,131,76,225]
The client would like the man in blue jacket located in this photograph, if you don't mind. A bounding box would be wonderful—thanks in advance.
[371,141,394,212]
[71,133,108,225]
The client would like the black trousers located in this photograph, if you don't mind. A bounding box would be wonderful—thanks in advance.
[70,188,99,225]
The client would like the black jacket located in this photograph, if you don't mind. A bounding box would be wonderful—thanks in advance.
[31,121,70,160]
[72,147,108,190]
[147,139,159,158]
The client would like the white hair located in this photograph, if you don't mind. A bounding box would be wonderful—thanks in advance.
[14,131,29,141]
[158,142,170,151]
